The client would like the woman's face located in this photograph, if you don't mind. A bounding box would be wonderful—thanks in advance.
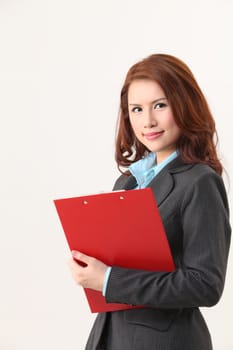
[128,79,181,164]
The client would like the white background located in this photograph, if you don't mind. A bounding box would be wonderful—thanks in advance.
[0,0,232,349]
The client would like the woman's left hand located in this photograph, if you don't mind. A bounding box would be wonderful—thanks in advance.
[68,251,108,292]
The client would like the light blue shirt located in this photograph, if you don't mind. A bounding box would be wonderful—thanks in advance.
[102,151,178,296]
[129,151,178,189]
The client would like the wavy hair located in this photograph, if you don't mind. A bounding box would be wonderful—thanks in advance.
[115,53,222,175]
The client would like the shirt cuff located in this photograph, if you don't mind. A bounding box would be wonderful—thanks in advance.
[102,266,112,296]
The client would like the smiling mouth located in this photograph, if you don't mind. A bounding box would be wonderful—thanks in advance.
[143,131,164,140]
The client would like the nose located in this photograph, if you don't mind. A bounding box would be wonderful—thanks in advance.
[143,109,157,128]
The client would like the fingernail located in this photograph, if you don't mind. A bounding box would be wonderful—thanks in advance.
[72,250,79,257]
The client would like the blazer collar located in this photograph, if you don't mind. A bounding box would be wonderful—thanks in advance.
[123,157,194,207]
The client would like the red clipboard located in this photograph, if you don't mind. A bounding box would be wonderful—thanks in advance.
[54,188,175,313]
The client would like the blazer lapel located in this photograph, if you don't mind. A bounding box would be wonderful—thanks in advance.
[116,157,194,207]
[148,170,174,207]
[123,175,137,190]
[148,158,194,207]
[119,167,174,206]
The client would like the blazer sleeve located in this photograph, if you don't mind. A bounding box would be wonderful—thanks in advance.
[105,171,231,309]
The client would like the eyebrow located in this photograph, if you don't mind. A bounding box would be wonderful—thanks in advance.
[129,97,167,106]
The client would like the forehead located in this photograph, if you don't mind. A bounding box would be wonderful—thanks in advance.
[128,79,165,103]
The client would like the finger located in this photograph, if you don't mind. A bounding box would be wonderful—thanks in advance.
[72,251,92,265]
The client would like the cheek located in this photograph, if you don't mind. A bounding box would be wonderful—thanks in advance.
[164,115,181,140]
[129,117,140,134]
[166,113,179,131]
[172,125,181,141]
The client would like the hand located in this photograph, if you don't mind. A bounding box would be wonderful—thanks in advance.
[68,251,108,292]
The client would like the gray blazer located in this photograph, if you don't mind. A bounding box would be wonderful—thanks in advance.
[85,157,231,350]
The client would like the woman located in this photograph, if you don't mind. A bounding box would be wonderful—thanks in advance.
[68,54,231,349]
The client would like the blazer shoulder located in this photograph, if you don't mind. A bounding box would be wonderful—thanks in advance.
[173,162,222,185]
[178,163,230,213]
[171,162,228,205]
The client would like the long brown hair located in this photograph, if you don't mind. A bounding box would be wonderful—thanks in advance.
[115,53,222,175]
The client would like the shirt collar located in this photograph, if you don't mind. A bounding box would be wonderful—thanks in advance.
[129,151,178,188]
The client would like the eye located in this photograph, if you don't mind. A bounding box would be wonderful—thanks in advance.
[131,106,143,113]
[154,102,167,110]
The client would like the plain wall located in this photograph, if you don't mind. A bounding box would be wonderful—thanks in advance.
[0,0,232,349]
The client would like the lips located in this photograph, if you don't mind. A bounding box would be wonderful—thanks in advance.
[143,131,164,140]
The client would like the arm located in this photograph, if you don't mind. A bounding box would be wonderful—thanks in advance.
[105,172,231,308]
